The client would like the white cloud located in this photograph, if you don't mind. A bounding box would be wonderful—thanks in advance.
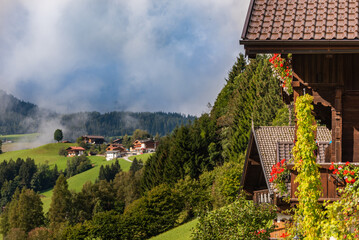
[0,0,251,116]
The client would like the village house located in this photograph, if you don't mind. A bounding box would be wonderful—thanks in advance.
[106,150,121,161]
[82,135,105,144]
[240,0,359,238]
[66,146,85,157]
[105,144,127,160]
[131,139,158,154]
[106,143,125,152]
[113,138,122,144]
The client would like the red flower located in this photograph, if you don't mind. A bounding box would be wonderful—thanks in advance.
[352,178,356,184]
[280,232,290,238]
[344,170,349,175]
[333,169,339,174]
[346,161,350,166]
[281,159,285,165]
[280,63,283,67]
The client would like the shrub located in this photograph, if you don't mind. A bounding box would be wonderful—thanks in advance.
[192,197,276,240]
[58,148,67,157]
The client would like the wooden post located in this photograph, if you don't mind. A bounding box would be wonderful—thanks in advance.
[332,88,342,163]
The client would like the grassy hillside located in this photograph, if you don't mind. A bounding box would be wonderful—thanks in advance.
[0,143,75,170]
[150,219,198,240]
[41,156,131,213]
[129,152,154,163]
[0,133,40,142]
[0,143,132,213]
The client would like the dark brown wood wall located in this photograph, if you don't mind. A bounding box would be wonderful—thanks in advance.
[293,54,359,162]
[293,54,359,89]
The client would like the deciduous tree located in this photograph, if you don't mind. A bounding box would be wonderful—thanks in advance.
[54,129,63,142]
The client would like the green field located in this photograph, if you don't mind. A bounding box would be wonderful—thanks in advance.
[0,142,132,213]
[41,156,131,212]
[150,219,198,240]
[129,152,154,163]
[0,133,40,142]
[0,143,75,170]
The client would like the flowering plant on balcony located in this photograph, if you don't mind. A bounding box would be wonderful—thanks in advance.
[329,161,358,187]
[269,54,293,95]
[269,158,290,195]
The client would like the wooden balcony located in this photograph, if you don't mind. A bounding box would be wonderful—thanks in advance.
[287,163,348,203]
[253,189,273,204]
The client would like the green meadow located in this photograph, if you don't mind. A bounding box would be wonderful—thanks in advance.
[129,152,154,163]
[150,219,198,240]
[0,142,132,213]
[0,143,75,170]
[0,133,40,142]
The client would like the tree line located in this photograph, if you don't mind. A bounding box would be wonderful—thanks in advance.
[0,89,195,137]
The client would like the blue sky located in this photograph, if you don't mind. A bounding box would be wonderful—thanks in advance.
[0,0,251,116]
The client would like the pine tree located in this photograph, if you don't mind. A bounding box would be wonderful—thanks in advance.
[16,189,44,233]
[130,158,143,174]
[49,174,72,227]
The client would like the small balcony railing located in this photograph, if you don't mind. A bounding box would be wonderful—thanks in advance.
[254,189,273,204]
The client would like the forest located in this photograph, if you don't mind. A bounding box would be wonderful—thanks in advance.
[0,54,290,239]
[0,90,195,138]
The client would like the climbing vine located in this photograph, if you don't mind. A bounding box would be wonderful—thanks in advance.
[320,162,359,239]
[290,94,324,239]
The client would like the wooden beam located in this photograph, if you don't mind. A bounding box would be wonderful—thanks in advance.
[249,158,260,165]
[332,88,343,163]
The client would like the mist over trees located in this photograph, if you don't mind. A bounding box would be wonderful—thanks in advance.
[0,91,194,138]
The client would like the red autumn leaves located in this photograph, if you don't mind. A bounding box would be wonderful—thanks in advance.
[330,161,357,184]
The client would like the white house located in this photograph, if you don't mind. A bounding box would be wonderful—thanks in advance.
[106,150,121,161]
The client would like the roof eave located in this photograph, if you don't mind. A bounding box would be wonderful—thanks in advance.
[240,39,359,55]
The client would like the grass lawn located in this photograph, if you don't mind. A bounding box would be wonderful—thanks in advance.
[0,143,75,170]
[128,152,154,163]
[150,219,198,240]
[0,133,40,142]
[41,156,132,213]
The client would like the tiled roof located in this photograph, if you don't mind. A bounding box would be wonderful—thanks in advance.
[242,0,359,41]
[253,126,331,192]
[66,146,85,151]
[241,0,359,54]
[83,135,105,139]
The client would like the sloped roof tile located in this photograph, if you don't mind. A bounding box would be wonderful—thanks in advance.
[253,126,331,192]
[241,0,359,54]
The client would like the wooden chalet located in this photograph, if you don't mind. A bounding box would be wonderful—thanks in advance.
[113,138,122,144]
[106,144,126,152]
[240,0,359,206]
[66,146,85,157]
[242,126,332,207]
[132,139,158,153]
[82,135,105,145]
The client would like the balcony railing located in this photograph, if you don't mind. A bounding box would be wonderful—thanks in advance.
[254,189,273,204]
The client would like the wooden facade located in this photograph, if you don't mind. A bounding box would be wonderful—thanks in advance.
[292,53,359,163]
[239,0,359,211]
[241,126,333,210]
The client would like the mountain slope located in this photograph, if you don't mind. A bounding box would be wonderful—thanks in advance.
[0,90,195,138]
